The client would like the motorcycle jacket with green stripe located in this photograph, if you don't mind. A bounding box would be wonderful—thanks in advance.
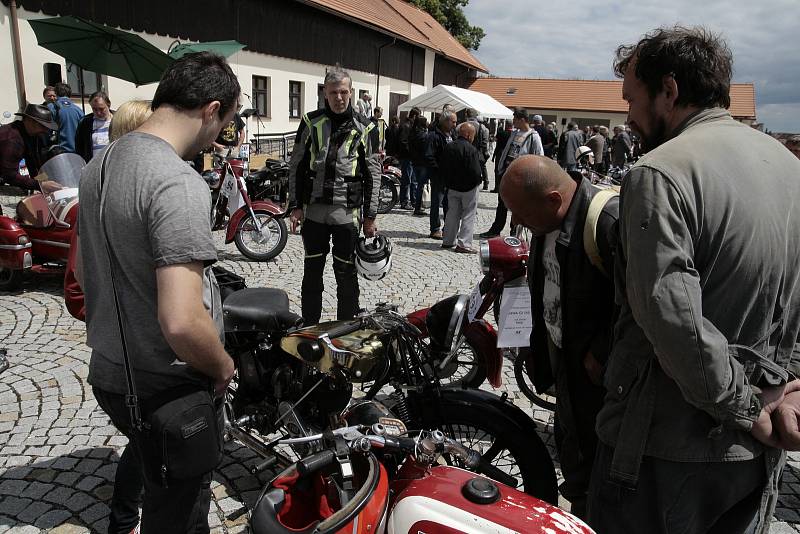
[288,106,382,218]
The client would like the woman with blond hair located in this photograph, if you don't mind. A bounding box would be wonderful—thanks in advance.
[109,100,152,141]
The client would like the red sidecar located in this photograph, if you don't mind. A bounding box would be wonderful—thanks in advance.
[0,153,83,291]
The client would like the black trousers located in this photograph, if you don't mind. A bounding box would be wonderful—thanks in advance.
[300,218,360,325]
[93,387,215,534]
[587,442,767,534]
[487,171,510,234]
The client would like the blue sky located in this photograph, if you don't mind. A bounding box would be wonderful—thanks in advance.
[463,0,799,133]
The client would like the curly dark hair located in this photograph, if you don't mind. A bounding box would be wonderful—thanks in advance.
[613,26,732,109]
[152,52,240,119]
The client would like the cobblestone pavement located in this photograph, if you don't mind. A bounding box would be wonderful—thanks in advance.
[2,182,800,533]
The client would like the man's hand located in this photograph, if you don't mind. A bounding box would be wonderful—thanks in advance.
[363,217,377,237]
[214,359,235,398]
[750,383,789,447]
[583,351,604,386]
[771,380,800,450]
[290,208,304,233]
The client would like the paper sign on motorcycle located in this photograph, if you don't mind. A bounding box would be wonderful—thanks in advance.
[467,282,483,323]
[497,276,532,348]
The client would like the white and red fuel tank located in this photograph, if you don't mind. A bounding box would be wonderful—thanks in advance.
[387,466,594,534]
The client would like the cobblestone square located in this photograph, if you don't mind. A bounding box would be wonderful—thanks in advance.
[2,183,800,533]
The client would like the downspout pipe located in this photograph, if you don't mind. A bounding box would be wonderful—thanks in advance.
[375,37,396,109]
[10,0,27,109]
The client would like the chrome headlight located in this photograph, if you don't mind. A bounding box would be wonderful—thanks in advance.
[479,240,490,274]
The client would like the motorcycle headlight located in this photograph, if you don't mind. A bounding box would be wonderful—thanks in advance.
[479,240,490,274]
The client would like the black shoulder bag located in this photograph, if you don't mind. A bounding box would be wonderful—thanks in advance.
[98,144,223,487]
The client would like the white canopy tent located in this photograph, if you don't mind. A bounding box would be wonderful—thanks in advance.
[398,84,513,119]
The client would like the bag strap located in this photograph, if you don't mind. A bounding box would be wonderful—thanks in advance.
[583,188,619,277]
[98,143,146,431]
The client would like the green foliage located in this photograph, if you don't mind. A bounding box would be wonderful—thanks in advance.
[410,0,485,50]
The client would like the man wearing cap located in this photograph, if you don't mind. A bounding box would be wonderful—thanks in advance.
[0,104,56,191]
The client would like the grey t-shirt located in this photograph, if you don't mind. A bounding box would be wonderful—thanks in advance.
[79,132,221,398]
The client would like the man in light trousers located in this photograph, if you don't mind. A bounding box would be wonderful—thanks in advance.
[440,122,483,253]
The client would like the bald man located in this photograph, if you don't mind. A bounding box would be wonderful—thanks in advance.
[439,122,483,252]
[501,155,619,518]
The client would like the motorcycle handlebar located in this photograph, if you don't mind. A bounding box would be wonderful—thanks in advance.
[324,320,364,339]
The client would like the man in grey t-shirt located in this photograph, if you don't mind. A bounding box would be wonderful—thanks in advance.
[77,52,240,534]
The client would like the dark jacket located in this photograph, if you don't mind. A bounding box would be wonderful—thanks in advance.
[426,127,450,170]
[528,174,619,394]
[493,128,511,162]
[0,121,43,189]
[398,120,414,159]
[75,113,95,162]
[439,137,482,192]
[287,104,381,217]
[409,126,430,167]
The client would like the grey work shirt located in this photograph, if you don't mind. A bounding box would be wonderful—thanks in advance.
[597,108,800,470]
[79,132,222,398]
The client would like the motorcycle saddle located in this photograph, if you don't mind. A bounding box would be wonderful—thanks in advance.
[222,288,302,333]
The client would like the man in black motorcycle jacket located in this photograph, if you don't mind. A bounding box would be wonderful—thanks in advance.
[288,66,381,325]
[501,155,619,519]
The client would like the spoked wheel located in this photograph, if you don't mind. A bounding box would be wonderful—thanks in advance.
[377,178,397,214]
[432,339,487,389]
[234,210,288,261]
[513,350,557,411]
[0,267,23,291]
[424,394,557,503]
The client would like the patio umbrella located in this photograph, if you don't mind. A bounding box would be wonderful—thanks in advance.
[28,16,173,87]
[168,40,246,59]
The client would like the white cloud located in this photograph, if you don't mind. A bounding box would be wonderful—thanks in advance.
[464,0,800,133]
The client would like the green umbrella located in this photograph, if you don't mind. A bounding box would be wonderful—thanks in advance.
[29,15,174,86]
[168,40,246,59]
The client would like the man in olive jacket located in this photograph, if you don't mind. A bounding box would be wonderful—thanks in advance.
[501,155,619,518]
[588,26,800,533]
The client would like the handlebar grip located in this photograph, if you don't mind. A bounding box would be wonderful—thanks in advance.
[382,436,418,454]
[296,450,337,478]
[324,320,363,339]
[477,458,518,489]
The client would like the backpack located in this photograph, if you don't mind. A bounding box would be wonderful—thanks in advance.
[583,188,619,277]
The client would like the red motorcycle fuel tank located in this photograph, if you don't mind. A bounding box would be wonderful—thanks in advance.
[388,466,594,534]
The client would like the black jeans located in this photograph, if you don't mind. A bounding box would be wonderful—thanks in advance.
[587,442,767,534]
[300,217,360,325]
[93,387,214,534]
[429,172,448,233]
[487,171,510,234]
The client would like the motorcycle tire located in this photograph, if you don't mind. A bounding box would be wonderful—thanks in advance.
[377,177,398,214]
[513,350,557,411]
[234,210,288,261]
[416,390,558,504]
[433,339,487,389]
[0,267,23,291]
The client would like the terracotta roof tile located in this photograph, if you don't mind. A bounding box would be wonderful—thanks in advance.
[301,0,486,71]
[467,78,756,119]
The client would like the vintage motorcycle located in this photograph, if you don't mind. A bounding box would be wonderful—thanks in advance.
[0,152,83,291]
[218,279,557,500]
[250,417,592,534]
[376,156,401,214]
[245,157,290,206]
[204,154,288,261]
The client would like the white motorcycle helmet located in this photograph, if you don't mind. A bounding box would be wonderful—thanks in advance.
[576,145,595,166]
[355,235,392,281]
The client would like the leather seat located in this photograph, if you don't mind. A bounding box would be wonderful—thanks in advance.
[222,288,302,333]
